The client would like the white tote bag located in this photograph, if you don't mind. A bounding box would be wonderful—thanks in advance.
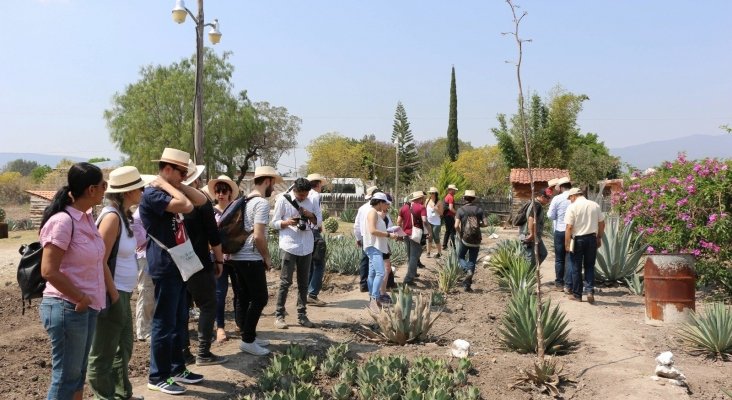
[409,206,423,244]
[148,231,204,282]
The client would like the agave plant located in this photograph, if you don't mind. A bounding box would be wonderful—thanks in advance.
[323,216,339,233]
[723,388,732,398]
[485,239,524,278]
[499,255,537,294]
[390,239,408,265]
[339,207,356,223]
[498,290,572,354]
[512,357,568,397]
[369,285,440,345]
[596,216,645,282]
[265,383,322,400]
[436,249,464,293]
[625,273,644,295]
[325,235,361,274]
[677,302,732,360]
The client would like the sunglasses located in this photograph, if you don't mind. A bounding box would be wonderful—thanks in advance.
[174,166,188,176]
[215,186,231,194]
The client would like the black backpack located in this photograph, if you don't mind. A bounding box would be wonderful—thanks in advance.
[461,206,483,246]
[17,211,74,314]
[218,196,254,254]
[512,201,532,227]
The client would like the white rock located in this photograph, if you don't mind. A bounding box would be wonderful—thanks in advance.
[489,233,499,239]
[668,379,686,387]
[655,351,674,366]
[450,339,470,358]
[655,365,685,380]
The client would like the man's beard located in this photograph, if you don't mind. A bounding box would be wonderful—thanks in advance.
[265,184,274,197]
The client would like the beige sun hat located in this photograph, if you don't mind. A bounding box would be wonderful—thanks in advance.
[106,166,155,193]
[447,184,458,191]
[306,173,327,183]
[253,166,284,184]
[555,177,571,188]
[464,189,477,197]
[207,175,240,199]
[365,185,380,200]
[547,178,559,188]
[182,159,206,186]
[566,187,583,197]
[409,191,425,201]
[427,186,439,193]
[152,147,190,168]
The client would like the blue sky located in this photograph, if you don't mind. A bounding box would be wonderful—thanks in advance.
[1,0,730,173]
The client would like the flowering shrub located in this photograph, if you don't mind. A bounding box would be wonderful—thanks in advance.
[613,154,732,293]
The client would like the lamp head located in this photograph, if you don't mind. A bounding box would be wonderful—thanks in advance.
[172,0,187,24]
[208,19,222,44]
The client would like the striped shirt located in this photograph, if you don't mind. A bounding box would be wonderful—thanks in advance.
[230,197,270,261]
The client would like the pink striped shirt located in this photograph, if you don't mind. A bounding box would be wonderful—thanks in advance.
[40,206,106,310]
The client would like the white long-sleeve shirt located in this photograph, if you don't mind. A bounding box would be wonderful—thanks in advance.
[308,189,323,228]
[353,201,372,242]
[547,191,571,232]
[271,193,316,257]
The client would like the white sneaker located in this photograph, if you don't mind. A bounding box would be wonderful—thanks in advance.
[239,341,271,356]
[274,317,288,329]
[254,338,270,347]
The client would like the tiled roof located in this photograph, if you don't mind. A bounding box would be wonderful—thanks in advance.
[509,168,569,184]
[26,190,57,201]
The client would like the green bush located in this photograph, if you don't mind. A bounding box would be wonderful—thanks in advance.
[498,290,572,355]
[436,249,464,293]
[339,208,356,223]
[678,302,732,360]
[325,235,360,274]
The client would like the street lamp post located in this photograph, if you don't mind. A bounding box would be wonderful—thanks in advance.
[172,0,222,166]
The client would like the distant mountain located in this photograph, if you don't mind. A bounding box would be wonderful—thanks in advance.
[611,134,732,170]
[0,153,86,169]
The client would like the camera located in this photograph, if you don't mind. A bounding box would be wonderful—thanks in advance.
[296,216,308,231]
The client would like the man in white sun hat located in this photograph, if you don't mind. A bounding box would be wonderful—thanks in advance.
[139,148,209,395]
[353,185,381,292]
[305,173,327,306]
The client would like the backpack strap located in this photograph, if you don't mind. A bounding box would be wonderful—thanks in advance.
[95,208,123,279]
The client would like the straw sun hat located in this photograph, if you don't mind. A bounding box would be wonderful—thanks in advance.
[106,166,155,194]
[207,175,240,199]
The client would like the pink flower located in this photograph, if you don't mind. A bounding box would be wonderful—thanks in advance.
[664,226,672,232]
[686,184,696,194]
[669,177,680,184]
[708,214,718,226]
[676,198,688,207]
[692,249,701,257]
[647,246,655,253]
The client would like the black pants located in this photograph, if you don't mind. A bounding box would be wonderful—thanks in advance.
[275,250,312,319]
[443,215,456,249]
[184,267,216,356]
[231,260,269,343]
[359,249,369,290]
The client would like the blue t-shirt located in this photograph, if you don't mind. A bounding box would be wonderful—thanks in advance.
[139,187,180,279]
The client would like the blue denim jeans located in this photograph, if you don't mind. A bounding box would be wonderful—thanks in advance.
[553,230,573,288]
[457,242,479,288]
[570,234,598,298]
[40,296,99,400]
[523,239,548,267]
[359,248,369,290]
[149,274,188,385]
[215,263,238,329]
[366,246,385,300]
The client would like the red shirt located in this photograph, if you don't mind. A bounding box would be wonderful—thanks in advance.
[444,193,456,217]
[398,202,427,236]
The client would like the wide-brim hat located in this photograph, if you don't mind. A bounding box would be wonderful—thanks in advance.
[152,147,190,168]
[207,175,240,199]
[547,178,559,188]
[427,187,439,193]
[182,159,206,186]
[106,166,155,193]
[464,189,477,197]
[306,173,327,183]
[365,185,380,200]
[253,166,284,183]
[409,191,425,201]
[555,177,571,187]
[566,188,582,197]
[447,184,458,191]
[371,192,391,205]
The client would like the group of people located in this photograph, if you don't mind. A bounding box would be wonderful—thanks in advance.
[519,176,605,304]
[36,147,335,398]
[353,184,488,305]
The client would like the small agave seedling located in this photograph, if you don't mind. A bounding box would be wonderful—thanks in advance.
[453,369,468,385]
[331,381,352,400]
[403,388,423,400]
[293,356,317,383]
[406,370,430,392]
[258,369,278,392]
[375,379,402,400]
[457,357,472,374]
[425,387,451,400]
[454,386,481,400]
[286,344,307,361]
[339,360,356,385]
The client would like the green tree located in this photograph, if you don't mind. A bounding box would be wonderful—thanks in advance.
[360,134,397,189]
[87,157,111,163]
[446,66,459,162]
[306,133,368,179]
[391,102,419,186]
[104,50,298,177]
[2,159,39,176]
[435,161,467,201]
[568,133,620,189]
[417,138,473,173]
[30,165,52,184]
[453,146,510,196]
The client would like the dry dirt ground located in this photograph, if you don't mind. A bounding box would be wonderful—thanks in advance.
[0,228,730,399]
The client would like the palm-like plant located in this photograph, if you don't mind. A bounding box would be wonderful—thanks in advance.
[499,255,537,294]
[498,290,572,355]
[436,249,464,293]
[677,303,732,360]
[596,216,645,282]
[485,239,524,278]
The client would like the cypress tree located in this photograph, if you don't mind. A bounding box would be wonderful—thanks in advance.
[447,65,459,162]
[391,101,419,186]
